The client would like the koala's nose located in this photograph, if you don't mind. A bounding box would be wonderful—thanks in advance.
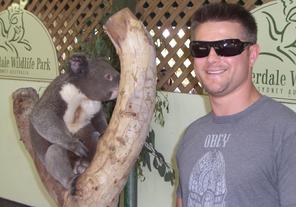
[109,86,119,100]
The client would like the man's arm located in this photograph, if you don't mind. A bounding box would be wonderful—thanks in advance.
[176,196,182,207]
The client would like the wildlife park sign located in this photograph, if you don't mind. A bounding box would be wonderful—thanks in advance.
[0,1,58,82]
[252,0,296,104]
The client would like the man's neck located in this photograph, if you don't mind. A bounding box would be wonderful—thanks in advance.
[209,86,261,116]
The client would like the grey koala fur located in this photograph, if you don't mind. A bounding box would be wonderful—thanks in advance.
[29,54,120,190]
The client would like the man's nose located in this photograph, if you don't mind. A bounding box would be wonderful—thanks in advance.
[207,47,220,62]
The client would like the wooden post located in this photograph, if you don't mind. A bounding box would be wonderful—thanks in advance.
[111,3,139,207]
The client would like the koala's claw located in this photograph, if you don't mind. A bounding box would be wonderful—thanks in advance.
[69,140,89,157]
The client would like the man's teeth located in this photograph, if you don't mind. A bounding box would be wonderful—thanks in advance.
[207,69,225,74]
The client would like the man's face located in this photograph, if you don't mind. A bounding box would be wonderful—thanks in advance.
[192,21,259,97]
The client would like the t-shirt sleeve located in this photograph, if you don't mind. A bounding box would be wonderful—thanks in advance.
[277,131,296,206]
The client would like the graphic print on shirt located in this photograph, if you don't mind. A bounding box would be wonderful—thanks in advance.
[188,133,230,207]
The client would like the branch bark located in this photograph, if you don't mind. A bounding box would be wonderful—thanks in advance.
[12,88,66,205]
[12,8,156,207]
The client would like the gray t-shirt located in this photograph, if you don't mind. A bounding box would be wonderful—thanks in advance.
[176,96,296,207]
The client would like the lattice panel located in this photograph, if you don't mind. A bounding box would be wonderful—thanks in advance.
[29,0,112,69]
[1,0,112,70]
[135,0,273,94]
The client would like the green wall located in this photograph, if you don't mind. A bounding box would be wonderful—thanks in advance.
[138,92,210,207]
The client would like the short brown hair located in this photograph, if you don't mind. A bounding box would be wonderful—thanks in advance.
[191,3,257,43]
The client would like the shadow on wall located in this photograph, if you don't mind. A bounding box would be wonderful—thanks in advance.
[0,197,32,207]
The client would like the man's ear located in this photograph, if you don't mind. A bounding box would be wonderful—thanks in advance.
[249,43,260,67]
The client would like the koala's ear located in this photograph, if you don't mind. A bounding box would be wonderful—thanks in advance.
[68,54,89,74]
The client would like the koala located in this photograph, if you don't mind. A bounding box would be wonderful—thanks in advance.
[29,54,120,190]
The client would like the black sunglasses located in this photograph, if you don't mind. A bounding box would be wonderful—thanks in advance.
[190,39,254,58]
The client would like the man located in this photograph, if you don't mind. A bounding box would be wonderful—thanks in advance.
[176,3,296,207]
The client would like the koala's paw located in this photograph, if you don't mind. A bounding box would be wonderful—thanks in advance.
[91,131,101,140]
[69,140,89,157]
[69,159,89,195]
[73,159,89,175]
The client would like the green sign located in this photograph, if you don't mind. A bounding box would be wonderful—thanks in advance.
[0,1,59,82]
[252,0,296,104]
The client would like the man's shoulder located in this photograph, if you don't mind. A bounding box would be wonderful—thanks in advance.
[261,96,296,120]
